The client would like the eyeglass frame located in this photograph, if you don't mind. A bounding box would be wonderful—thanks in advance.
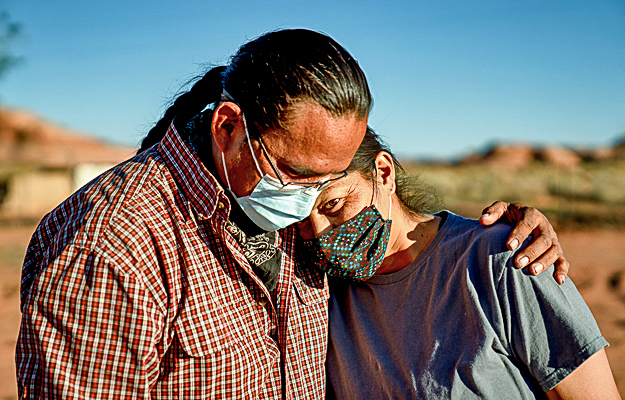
[254,134,348,190]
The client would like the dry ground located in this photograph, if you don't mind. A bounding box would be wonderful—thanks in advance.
[0,223,624,398]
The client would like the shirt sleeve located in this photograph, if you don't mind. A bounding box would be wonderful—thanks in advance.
[16,245,166,399]
[493,245,608,392]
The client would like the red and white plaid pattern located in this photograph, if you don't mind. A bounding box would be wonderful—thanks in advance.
[16,123,329,399]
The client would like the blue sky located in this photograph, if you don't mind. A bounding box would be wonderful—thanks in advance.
[1,0,624,159]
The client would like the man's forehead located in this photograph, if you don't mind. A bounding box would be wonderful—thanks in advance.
[281,143,354,176]
[266,133,361,176]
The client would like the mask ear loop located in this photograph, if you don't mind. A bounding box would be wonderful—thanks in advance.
[219,90,264,177]
[220,114,260,192]
[371,167,380,208]
[373,166,392,221]
[241,114,263,176]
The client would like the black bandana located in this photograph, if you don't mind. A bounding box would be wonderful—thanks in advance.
[225,220,281,291]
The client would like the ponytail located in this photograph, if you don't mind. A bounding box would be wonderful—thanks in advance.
[137,65,226,153]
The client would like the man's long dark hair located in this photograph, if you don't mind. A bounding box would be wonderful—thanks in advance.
[138,29,372,153]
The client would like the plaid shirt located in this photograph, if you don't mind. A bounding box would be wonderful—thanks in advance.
[16,123,329,399]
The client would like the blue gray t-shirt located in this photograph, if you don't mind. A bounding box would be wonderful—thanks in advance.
[326,211,607,399]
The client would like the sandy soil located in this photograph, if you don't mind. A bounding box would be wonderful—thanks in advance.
[0,224,624,398]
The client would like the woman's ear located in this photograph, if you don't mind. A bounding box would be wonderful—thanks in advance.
[375,151,396,194]
[211,102,245,153]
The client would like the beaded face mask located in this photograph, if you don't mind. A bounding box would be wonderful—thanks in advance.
[300,202,392,281]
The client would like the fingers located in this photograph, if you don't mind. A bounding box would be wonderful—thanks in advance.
[552,257,570,285]
[482,201,548,253]
[525,250,569,285]
[479,201,509,226]
[506,206,540,251]
[514,233,569,285]
[513,231,552,269]
[483,201,568,285]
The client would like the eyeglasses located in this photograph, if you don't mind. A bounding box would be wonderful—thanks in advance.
[255,135,348,190]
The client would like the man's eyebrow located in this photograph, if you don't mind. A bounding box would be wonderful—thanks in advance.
[282,162,326,177]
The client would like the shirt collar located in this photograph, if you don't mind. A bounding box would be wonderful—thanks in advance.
[158,121,225,219]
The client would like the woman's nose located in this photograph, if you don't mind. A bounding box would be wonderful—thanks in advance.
[296,218,315,240]
[309,214,333,237]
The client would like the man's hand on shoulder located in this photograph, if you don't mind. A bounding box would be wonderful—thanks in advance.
[480,201,569,285]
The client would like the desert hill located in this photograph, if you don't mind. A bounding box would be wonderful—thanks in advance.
[455,139,624,169]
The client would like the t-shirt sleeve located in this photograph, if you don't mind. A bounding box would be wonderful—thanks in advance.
[493,243,608,392]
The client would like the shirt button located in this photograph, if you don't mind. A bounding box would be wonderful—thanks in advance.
[257,298,268,307]
[217,201,225,209]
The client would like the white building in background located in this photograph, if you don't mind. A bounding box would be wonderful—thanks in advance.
[73,163,118,192]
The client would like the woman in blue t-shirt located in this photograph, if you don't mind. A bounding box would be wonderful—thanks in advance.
[298,128,621,399]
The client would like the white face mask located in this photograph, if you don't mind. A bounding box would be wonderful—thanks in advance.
[221,115,322,231]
